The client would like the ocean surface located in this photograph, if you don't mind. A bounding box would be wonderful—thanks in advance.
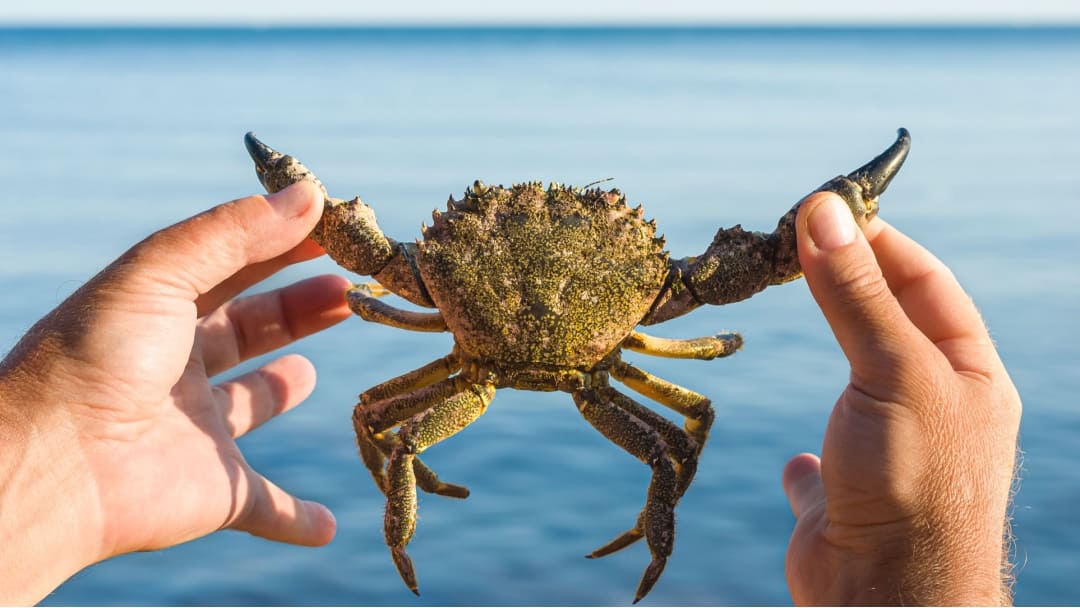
[1,26,1078,605]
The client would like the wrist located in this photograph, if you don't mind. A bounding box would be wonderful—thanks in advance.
[904,509,1011,605]
[825,515,1009,605]
[0,372,105,604]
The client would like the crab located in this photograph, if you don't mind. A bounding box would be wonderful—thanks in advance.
[244,128,910,603]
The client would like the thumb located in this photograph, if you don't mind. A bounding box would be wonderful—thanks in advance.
[126,181,323,301]
[782,453,824,519]
[796,192,926,387]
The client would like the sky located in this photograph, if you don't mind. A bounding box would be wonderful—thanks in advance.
[3,0,1080,26]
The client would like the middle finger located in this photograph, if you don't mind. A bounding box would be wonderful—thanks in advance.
[196,273,352,377]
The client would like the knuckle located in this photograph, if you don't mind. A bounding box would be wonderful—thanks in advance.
[830,256,892,309]
[202,197,264,250]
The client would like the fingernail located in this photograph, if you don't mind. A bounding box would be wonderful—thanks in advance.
[267,182,316,219]
[807,194,857,251]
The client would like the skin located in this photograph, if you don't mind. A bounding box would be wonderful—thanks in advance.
[783,192,1022,605]
[0,182,1019,605]
[0,181,349,604]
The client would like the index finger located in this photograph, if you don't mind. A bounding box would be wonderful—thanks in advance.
[125,182,323,306]
[865,220,1002,379]
[797,193,935,390]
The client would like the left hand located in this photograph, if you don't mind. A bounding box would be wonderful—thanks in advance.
[0,181,351,604]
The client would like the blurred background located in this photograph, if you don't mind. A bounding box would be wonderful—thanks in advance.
[2,1,1078,605]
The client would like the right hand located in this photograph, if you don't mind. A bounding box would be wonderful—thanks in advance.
[782,192,1022,605]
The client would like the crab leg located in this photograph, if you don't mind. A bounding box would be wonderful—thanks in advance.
[353,354,468,498]
[360,429,471,499]
[572,387,681,604]
[611,360,714,451]
[383,382,496,595]
[576,378,708,558]
[346,284,447,332]
[360,353,461,405]
[360,376,476,435]
[642,128,911,324]
[354,356,460,494]
[244,132,435,307]
[584,365,716,577]
[622,329,743,360]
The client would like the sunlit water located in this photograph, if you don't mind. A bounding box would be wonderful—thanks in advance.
[1,26,1078,605]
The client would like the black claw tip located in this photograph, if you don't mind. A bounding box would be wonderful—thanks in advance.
[243,131,277,168]
[846,127,911,199]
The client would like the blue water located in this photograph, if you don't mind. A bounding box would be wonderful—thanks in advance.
[1,26,1078,605]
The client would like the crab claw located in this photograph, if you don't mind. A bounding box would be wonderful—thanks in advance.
[243,131,327,197]
[641,128,911,325]
[847,127,910,199]
[243,132,417,288]
[817,127,910,224]
[243,131,275,170]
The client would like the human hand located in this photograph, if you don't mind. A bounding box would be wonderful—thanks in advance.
[782,192,1022,605]
[0,182,351,604]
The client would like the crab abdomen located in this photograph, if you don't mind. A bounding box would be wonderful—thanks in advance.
[417,182,668,369]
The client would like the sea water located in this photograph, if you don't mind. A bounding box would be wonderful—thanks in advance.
[1,26,1078,605]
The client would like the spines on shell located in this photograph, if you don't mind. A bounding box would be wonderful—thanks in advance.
[426,180,665,255]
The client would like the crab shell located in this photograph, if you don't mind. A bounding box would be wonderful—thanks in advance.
[420,181,667,371]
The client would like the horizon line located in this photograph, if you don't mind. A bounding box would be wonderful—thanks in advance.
[4,20,1080,28]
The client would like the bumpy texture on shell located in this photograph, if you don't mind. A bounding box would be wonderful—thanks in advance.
[314,197,397,277]
[418,182,669,369]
